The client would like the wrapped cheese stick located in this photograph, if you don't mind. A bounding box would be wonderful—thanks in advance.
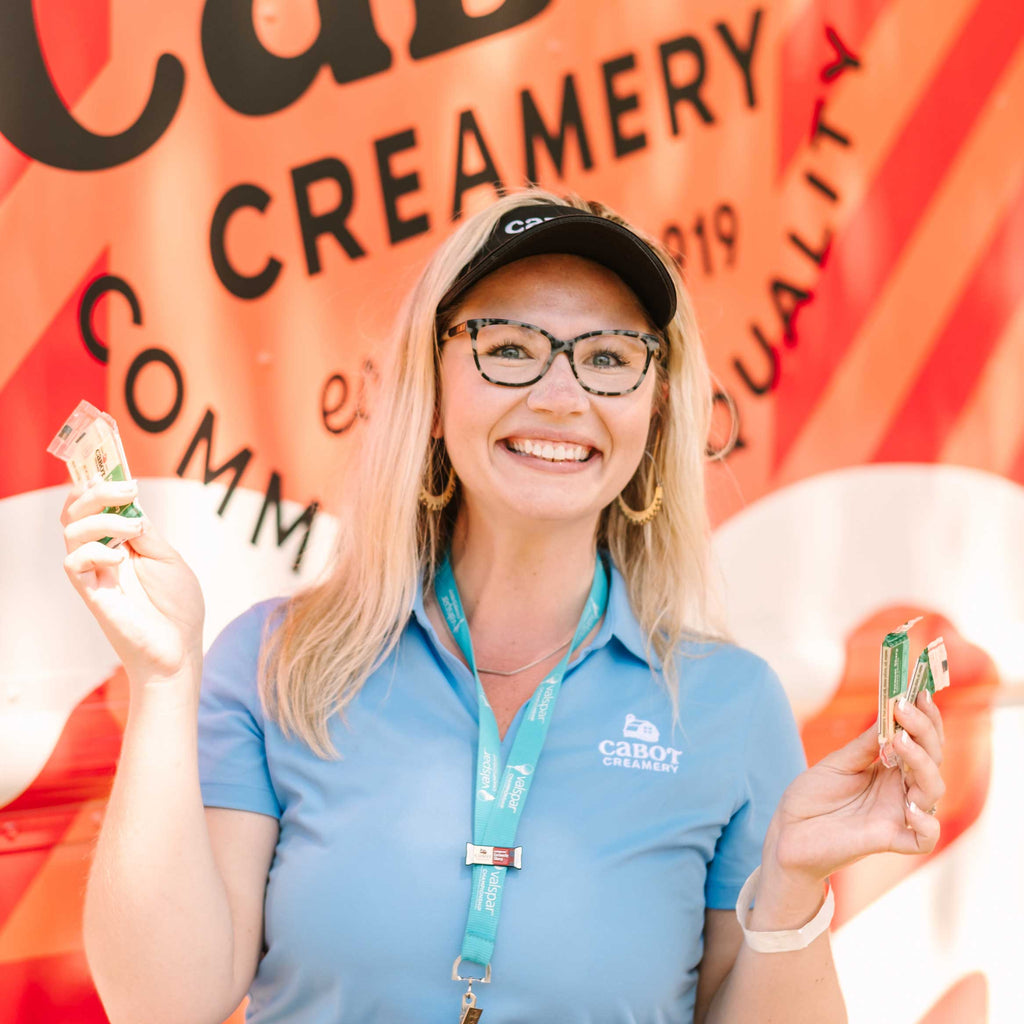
[48,400,143,545]
[878,620,950,767]
[877,617,922,766]
[905,637,950,705]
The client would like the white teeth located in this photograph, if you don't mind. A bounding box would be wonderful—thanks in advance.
[507,439,592,462]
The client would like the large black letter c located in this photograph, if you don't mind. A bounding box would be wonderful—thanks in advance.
[0,2,184,171]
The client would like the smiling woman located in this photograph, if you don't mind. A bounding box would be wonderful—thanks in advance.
[63,188,946,1024]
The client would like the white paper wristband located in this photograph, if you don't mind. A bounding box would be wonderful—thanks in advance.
[735,865,834,953]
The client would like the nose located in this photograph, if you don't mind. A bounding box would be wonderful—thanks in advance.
[525,352,589,415]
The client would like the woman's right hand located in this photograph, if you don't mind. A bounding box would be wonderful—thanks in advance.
[61,479,205,688]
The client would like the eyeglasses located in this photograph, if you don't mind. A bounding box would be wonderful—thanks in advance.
[439,318,663,396]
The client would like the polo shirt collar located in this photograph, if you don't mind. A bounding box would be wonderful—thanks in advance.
[411,553,651,667]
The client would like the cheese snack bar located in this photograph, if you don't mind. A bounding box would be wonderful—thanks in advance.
[47,400,143,546]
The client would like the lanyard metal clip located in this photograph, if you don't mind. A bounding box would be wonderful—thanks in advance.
[451,956,491,984]
[460,982,482,1022]
[453,957,489,1023]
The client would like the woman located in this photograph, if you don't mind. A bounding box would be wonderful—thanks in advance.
[62,190,945,1024]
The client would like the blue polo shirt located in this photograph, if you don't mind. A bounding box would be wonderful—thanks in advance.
[198,562,805,1023]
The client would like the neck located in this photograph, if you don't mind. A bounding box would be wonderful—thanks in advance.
[445,508,601,669]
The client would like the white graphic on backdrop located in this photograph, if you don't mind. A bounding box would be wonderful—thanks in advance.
[712,464,1024,1024]
[0,479,337,807]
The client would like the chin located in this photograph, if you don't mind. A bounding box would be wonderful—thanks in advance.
[495,492,606,530]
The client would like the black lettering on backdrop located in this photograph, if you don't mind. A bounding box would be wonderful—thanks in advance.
[714,8,763,108]
[252,473,319,572]
[177,408,253,515]
[520,75,593,183]
[821,26,861,83]
[723,21,860,430]
[292,157,366,273]
[788,227,832,267]
[733,326,779,397]
[810,103,850,148]
[660,202,739,277]
[177,408,318,570]
[125,348,185,433]
[375,129,430,244]
[0,1,184,170]
[659,37,714,134]
[322,359,378,434]
[771,279,812,345]
[451,109,504,219]
[805,170,839,202]
[410,0,552,59]
[602,54,646,158]
[322,374,353,434]
[79,275,143,364]
[210,184,283,299]
[200,0,391,116]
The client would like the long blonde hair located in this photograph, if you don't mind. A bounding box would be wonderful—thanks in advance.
[261,189,725,756]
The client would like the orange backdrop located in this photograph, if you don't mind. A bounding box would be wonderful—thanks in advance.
[1,2,1022,1022]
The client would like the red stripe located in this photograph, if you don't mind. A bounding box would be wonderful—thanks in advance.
[0,951,108,1024]
[872,178,1024,462]
[917,972,989,1024]
[0,0,110,202]
[0,669,124,931]
[0,253,108,500]
[773,0,1024,471]
[0,848,51,931]
[777,0,889,179]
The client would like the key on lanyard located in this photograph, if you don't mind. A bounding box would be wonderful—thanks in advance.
[459,981,482,1023]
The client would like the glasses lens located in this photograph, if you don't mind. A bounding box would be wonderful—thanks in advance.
[574,333,651,393]
[474,323,551,384]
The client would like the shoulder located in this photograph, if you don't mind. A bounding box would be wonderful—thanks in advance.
[673,638,796,736]
[206,597,288,659]
[675,637,782,696]
[202,598,289,714]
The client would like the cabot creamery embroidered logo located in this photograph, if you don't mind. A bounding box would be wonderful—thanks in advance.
[598,715,683,773]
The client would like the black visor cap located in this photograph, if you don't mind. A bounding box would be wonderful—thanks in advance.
[438,205,677,331]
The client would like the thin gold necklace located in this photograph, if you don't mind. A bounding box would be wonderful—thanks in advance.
[476,636,574,676]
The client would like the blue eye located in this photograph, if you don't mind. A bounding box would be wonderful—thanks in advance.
[585,349,630,369]
[485,344,531,360]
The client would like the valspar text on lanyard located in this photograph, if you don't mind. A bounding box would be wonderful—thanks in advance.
[435,553,609,1022]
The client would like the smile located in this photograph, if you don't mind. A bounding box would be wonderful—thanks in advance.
[504,438,596,463]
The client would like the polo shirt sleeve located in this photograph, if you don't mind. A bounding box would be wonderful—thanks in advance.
[704,660,806,909]
[197,601,283,820]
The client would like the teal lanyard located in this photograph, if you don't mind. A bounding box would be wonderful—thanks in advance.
[435,553,609,974]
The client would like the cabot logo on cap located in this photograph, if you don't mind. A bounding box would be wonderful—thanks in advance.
[503,214,558,234]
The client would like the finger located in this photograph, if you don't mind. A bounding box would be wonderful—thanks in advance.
[64,512,146,552]
[64,540,128,582]
[62,479,139,525]
[917,688,945,747]
[896,728,946,809]
[121,518,182,562]
[904,778,939,817]
[894,697,943,765]
[889,800,941,855]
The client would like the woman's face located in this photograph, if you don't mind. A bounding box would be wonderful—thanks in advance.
[436,253,660,535]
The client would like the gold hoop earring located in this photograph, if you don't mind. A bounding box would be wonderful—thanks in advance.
[616,451,663,525]
[419,465,456,511]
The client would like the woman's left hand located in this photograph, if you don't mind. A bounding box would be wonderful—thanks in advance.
[764,691,946,888]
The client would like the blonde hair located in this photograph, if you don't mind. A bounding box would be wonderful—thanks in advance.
[261,188,725,756]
